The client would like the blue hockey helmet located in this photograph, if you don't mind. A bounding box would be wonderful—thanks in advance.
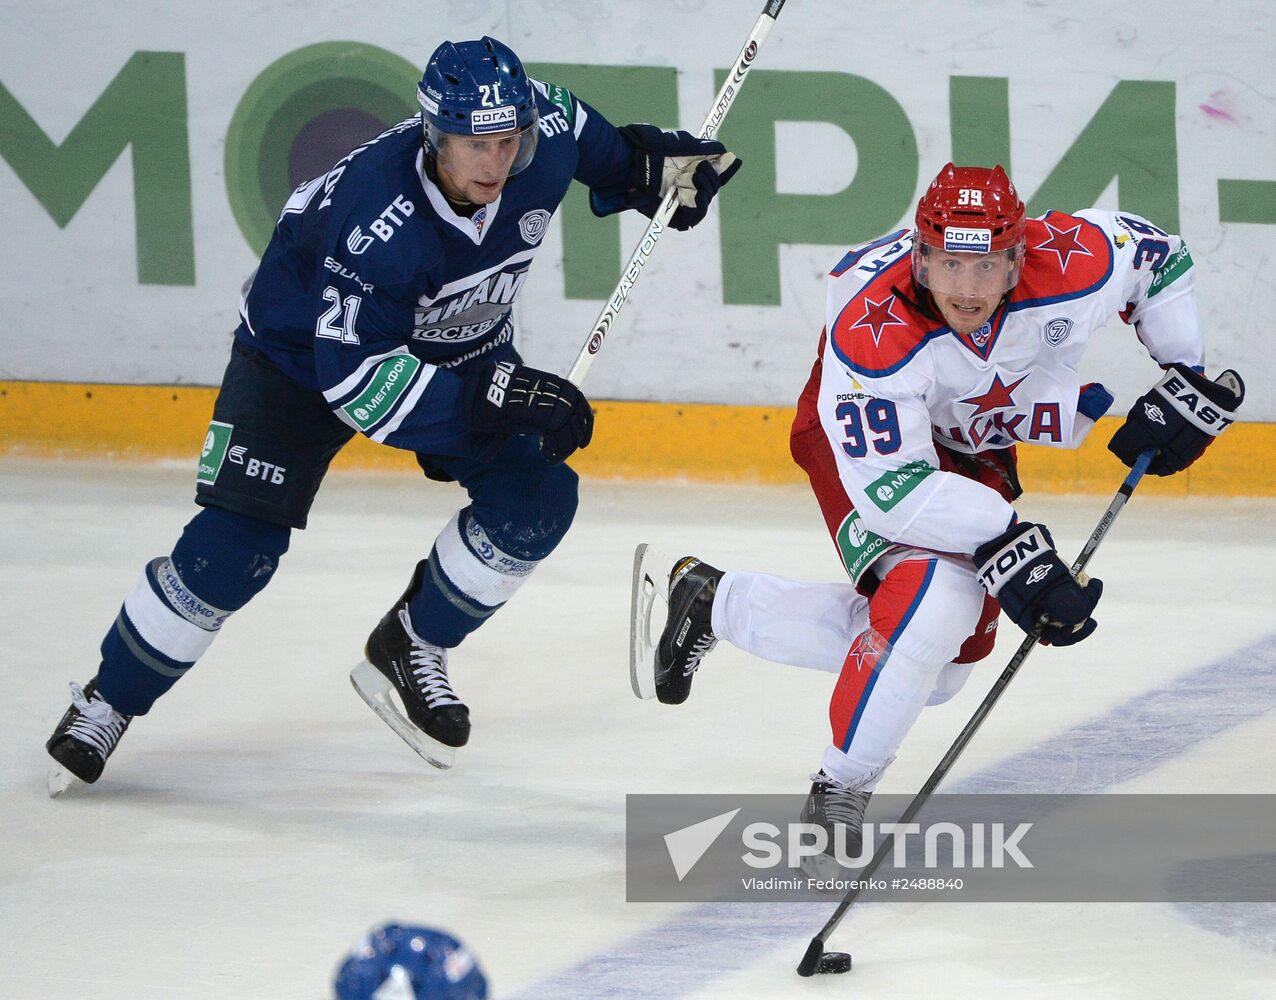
[333,924,488,1000]
[418,37,539,175]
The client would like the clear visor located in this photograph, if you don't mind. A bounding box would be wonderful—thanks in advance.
[912,242,1023,297]
[427,118,540,177]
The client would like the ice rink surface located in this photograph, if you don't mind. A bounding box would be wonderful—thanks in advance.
[2,458,1274,999]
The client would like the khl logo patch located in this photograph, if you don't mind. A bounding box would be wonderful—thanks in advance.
[519,209,551,246]
[1043,317,1073,346]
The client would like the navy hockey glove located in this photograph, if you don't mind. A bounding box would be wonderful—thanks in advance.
[974,522,1103,647]
[1108,364,1244,476]
[471,361,594,463]
[589,123,742,231]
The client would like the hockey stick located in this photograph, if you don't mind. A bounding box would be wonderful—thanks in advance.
[565,0,790,387]
[796,449,1158,977]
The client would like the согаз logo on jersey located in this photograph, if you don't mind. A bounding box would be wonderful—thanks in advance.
[519,209,550,246]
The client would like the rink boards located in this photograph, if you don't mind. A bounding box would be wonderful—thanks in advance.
[2,379,1274,496]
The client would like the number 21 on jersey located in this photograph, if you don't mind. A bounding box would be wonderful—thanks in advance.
[316,287,361,344]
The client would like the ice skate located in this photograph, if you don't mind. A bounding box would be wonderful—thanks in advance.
[45,679,133,797]
[351,561,470,770]
[798,770,871,881]
[630,545,723,704]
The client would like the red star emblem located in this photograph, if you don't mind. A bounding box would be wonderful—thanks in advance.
[844,631,885,674]
[849,295,908,345]
[959,373,1028,417]
[1034,220,1094,273]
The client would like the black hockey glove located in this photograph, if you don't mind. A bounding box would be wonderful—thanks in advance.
[974,521,1103,647]
[589,123,743,231]
[470,361,594,463]
[1108,364,1244,476]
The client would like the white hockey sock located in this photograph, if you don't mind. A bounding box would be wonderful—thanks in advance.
[710,570,868,671]
[431,509,539,610]
[121,557,232,666]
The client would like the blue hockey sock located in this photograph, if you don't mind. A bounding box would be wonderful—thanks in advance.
[97,508,290,715]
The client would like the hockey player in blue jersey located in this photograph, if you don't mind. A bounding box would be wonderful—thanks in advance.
[45,36,741,786]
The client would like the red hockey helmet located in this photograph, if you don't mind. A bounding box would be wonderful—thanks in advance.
[912,163,1026,296]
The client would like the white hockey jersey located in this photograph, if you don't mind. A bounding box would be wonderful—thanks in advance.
[810,209,1202,583]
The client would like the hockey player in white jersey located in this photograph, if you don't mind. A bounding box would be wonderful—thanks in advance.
[45,36,741,789]
[631,162,1243,874]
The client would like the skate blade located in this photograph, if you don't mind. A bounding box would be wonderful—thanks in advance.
[350,660,456,770]
[47,764,76,798]
[630,543,677,700]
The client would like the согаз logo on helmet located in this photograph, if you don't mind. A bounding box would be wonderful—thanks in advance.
[943,226,992,252]
[471,106,516,134]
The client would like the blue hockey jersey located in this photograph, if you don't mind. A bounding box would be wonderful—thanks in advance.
[234,81,632,458]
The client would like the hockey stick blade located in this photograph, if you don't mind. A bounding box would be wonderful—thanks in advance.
[796,938,825,977]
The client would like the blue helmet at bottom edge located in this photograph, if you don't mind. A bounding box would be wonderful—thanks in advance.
[334,923,488,1000]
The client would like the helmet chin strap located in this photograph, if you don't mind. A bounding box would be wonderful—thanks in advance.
[891,279,939,321]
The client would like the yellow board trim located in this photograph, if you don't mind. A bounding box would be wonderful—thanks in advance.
[2,380,1272,495]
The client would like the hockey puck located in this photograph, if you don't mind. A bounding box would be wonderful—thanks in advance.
[817,951,852,974]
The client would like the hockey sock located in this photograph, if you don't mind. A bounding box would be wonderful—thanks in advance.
[407,508,540,648]
[97,508,290,715]
[824,629,945,789]
[711,571,869,671]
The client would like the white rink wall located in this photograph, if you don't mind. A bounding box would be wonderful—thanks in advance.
[2,0,1273,417]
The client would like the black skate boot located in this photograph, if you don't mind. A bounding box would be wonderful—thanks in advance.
[799,770,872,881]
[654,557,723,705]
[46,678,133,795]
[350,561,470,770]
